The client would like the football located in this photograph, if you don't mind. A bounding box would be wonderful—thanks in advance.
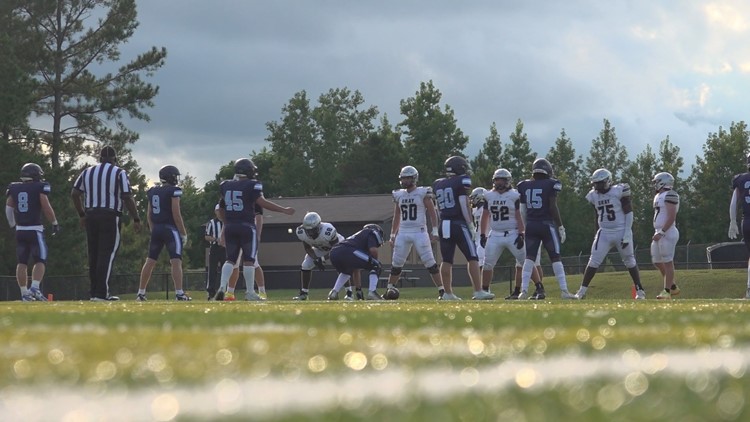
[384,287,400,300]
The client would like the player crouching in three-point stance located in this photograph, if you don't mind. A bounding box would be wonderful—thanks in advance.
[135,165,191,301]
[387,166,445,299]
[214,158,295,301]
[295,211,362,301]
[517,158,575,300]
[433,156,494,300]
[328,224,385,300]
[651,172,680,300]
[573,168,645,300]
[728,153,750,299]
[5,163,60,301]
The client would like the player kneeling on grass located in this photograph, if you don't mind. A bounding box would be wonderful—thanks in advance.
[573,169,646,300]
[328,224,385,301]
[136,166,191,301]
[387,165,445,299]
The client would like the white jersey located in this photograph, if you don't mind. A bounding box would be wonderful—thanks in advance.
[472,206,483,232]
[483,189,521,232]
[653,189,680,230]
[393,186,433,232]
[585,183,630,232]
[296,222,343,251]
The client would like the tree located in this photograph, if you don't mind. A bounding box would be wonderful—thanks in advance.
[685,122,749,242]
[399,80,469,184]
[470,122,503,189]
[16,0,167,168]
[584,119,630,180]
[500,119,535,183]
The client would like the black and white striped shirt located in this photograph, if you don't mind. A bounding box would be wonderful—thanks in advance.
[205,218,223,245]
[72,163,132,212]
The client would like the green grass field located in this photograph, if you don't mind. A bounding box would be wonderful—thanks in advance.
[2,269,749,421]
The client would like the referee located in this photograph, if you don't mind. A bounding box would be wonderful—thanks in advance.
[71,146,141,301]
[204,214,224,299]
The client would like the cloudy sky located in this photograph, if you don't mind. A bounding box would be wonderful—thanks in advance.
[119,1,750,186]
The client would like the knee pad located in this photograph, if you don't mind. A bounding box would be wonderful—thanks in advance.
[427,264,439,274]
[390,267,403,276]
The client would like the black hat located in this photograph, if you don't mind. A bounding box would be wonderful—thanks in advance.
[100,146,117,163]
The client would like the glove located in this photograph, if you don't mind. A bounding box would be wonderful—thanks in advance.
[514,233,524,249]
[729,221,740,239]
[313,257,326,271]
[181,234,188,246]
[368,257,382,276]
[621,232,632,249]
[52,224,61,236]
[558,226,566,244]
[480,234,487,248]
[468,225,477,242]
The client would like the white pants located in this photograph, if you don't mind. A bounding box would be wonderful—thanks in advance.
[588,229,637,268]
[392,231,436,268]
[300,248,329,270]
[651,227,679,263]
[483,229,525,268]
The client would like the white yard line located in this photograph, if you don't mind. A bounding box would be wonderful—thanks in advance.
[2,347,748,421]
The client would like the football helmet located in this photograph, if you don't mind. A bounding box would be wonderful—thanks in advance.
[532,158,554,177]
[444,156,470,176]
[469,187,486,207]
[302,212,322,238]
[20,163,43,182]
[234,158,257,178]
[399,165,419,188]
[652,172,674,191]
[158,165,181,185]
[492,168,512,191]
[363,223,385,246]
[590,168,612,193]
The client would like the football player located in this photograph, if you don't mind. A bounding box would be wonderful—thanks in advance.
[517,158,575,299]
[386,166,445,299]
[136,165,191,301]
[479,169,544,297]
[728,153,750,299]
[5,163,59,301]
[470,187,487,269]
[295,211,362,301]
[651,172,680,300]
[214,158,295,301]
[573,169,645,300]
[328,224,385,300]
[432,156,494,300]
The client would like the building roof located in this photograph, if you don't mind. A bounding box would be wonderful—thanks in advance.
[260,194,395,226]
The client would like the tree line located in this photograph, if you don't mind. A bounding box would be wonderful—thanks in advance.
[1,1,749,279]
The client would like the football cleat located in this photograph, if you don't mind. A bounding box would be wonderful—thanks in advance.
[293,291,308,301]
[670,284,680,296]
[258,292,267,300]
[21,293,35,302]
[517,291,529,300]
[136,293,147,302]
[438,288,445,299]
[343,295,354,301]
[224,292,236,301]
[367,290,384,301]
[530,288,546,300]
[745,288,750,299]
[175,293,191,301]
[505,289,520,300]
[656,289,672,300]
[213,290,225,301]
[635,289,646,300]
[245,291,263,301]
[356,289,365,300]
[440,292,462,301]
[573,288,585,300]
[30,287,47,301]
[327,289,339,300]
[560,290,576,300]
[472,290,495,300]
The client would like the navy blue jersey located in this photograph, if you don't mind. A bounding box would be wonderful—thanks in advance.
[517,178,562,221]
[340,228,383,251]
[148,184,182,225]
[219,178,263,224]
[6,181,50,227]
[432,175,472,221]
[732,172,750,219]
